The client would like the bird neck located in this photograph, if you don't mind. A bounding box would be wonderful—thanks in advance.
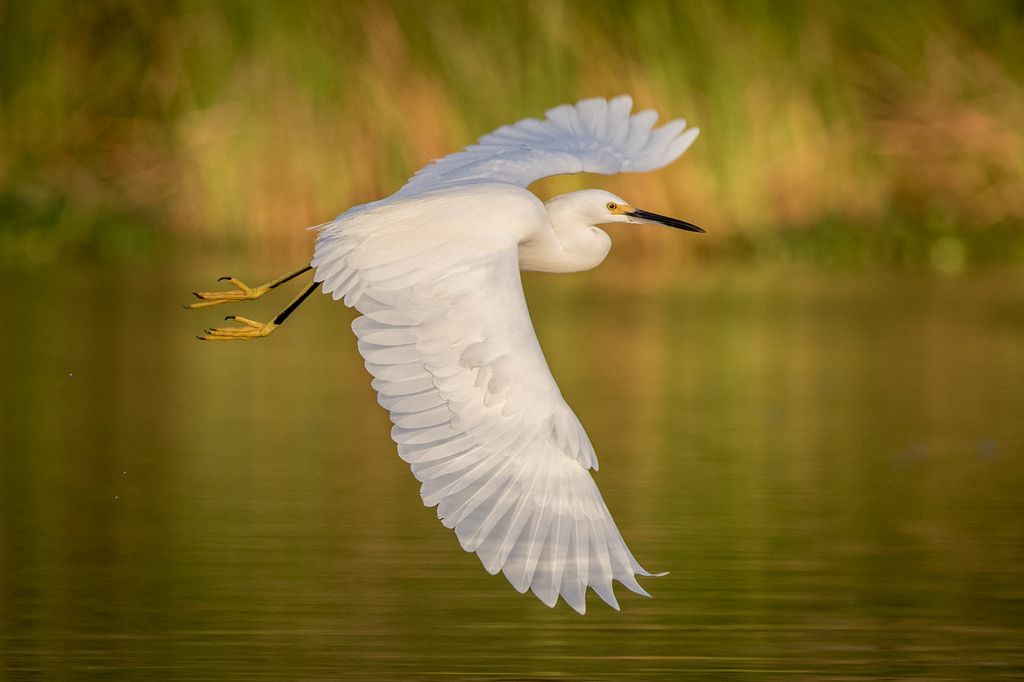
[518,219,612,274]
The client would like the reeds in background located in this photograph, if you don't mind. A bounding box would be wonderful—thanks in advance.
[1,1,1022,269]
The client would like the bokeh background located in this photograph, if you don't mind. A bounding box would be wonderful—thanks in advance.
[2,2,1023,679]
[2,0,1023,268]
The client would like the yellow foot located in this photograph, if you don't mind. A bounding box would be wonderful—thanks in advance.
[186,277,272,309]
[198,316,279,341]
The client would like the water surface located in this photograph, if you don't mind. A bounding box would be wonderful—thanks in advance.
[1,259,1022,679]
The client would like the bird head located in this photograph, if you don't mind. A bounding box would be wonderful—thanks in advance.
[546,189,704,233]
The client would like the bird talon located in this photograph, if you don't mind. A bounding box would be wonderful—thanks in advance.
[185,277,265,308]
[186,265,313,316]
[195,315,278,341]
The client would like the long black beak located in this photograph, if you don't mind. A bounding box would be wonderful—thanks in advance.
[626,208,705,233]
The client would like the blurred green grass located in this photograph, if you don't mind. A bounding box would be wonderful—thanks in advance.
[1,0,1022,270]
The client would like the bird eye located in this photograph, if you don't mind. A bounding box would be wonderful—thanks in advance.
[606,202,617,211]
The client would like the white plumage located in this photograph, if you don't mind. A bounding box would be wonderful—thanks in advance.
[308,96,701,613]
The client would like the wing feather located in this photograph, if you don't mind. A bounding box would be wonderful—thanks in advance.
[395,95,698,197]
[311,196,658,613]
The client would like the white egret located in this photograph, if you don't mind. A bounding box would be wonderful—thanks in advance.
[188,95,703,613]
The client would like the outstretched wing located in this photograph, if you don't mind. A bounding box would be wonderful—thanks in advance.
[395,95,698,198]
[311,192,659,613]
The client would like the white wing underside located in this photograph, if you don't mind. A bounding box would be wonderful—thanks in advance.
[395,95,698,199]
[312,96,692,612]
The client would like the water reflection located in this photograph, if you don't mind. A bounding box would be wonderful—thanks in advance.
[1,260,1022,678]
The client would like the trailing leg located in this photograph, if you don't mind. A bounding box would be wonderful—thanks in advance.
[197,280,319,341]
[186,264,313,309]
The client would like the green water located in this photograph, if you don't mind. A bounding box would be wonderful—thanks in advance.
[1,259,1022,679]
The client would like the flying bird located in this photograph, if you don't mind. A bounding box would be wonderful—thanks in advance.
[188,95,703,613]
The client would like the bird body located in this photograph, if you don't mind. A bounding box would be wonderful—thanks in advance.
[191,96,702,613]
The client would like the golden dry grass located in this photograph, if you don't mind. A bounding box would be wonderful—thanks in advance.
[0,1,1021,268]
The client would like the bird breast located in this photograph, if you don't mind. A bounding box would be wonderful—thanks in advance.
[518,221,612,274]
